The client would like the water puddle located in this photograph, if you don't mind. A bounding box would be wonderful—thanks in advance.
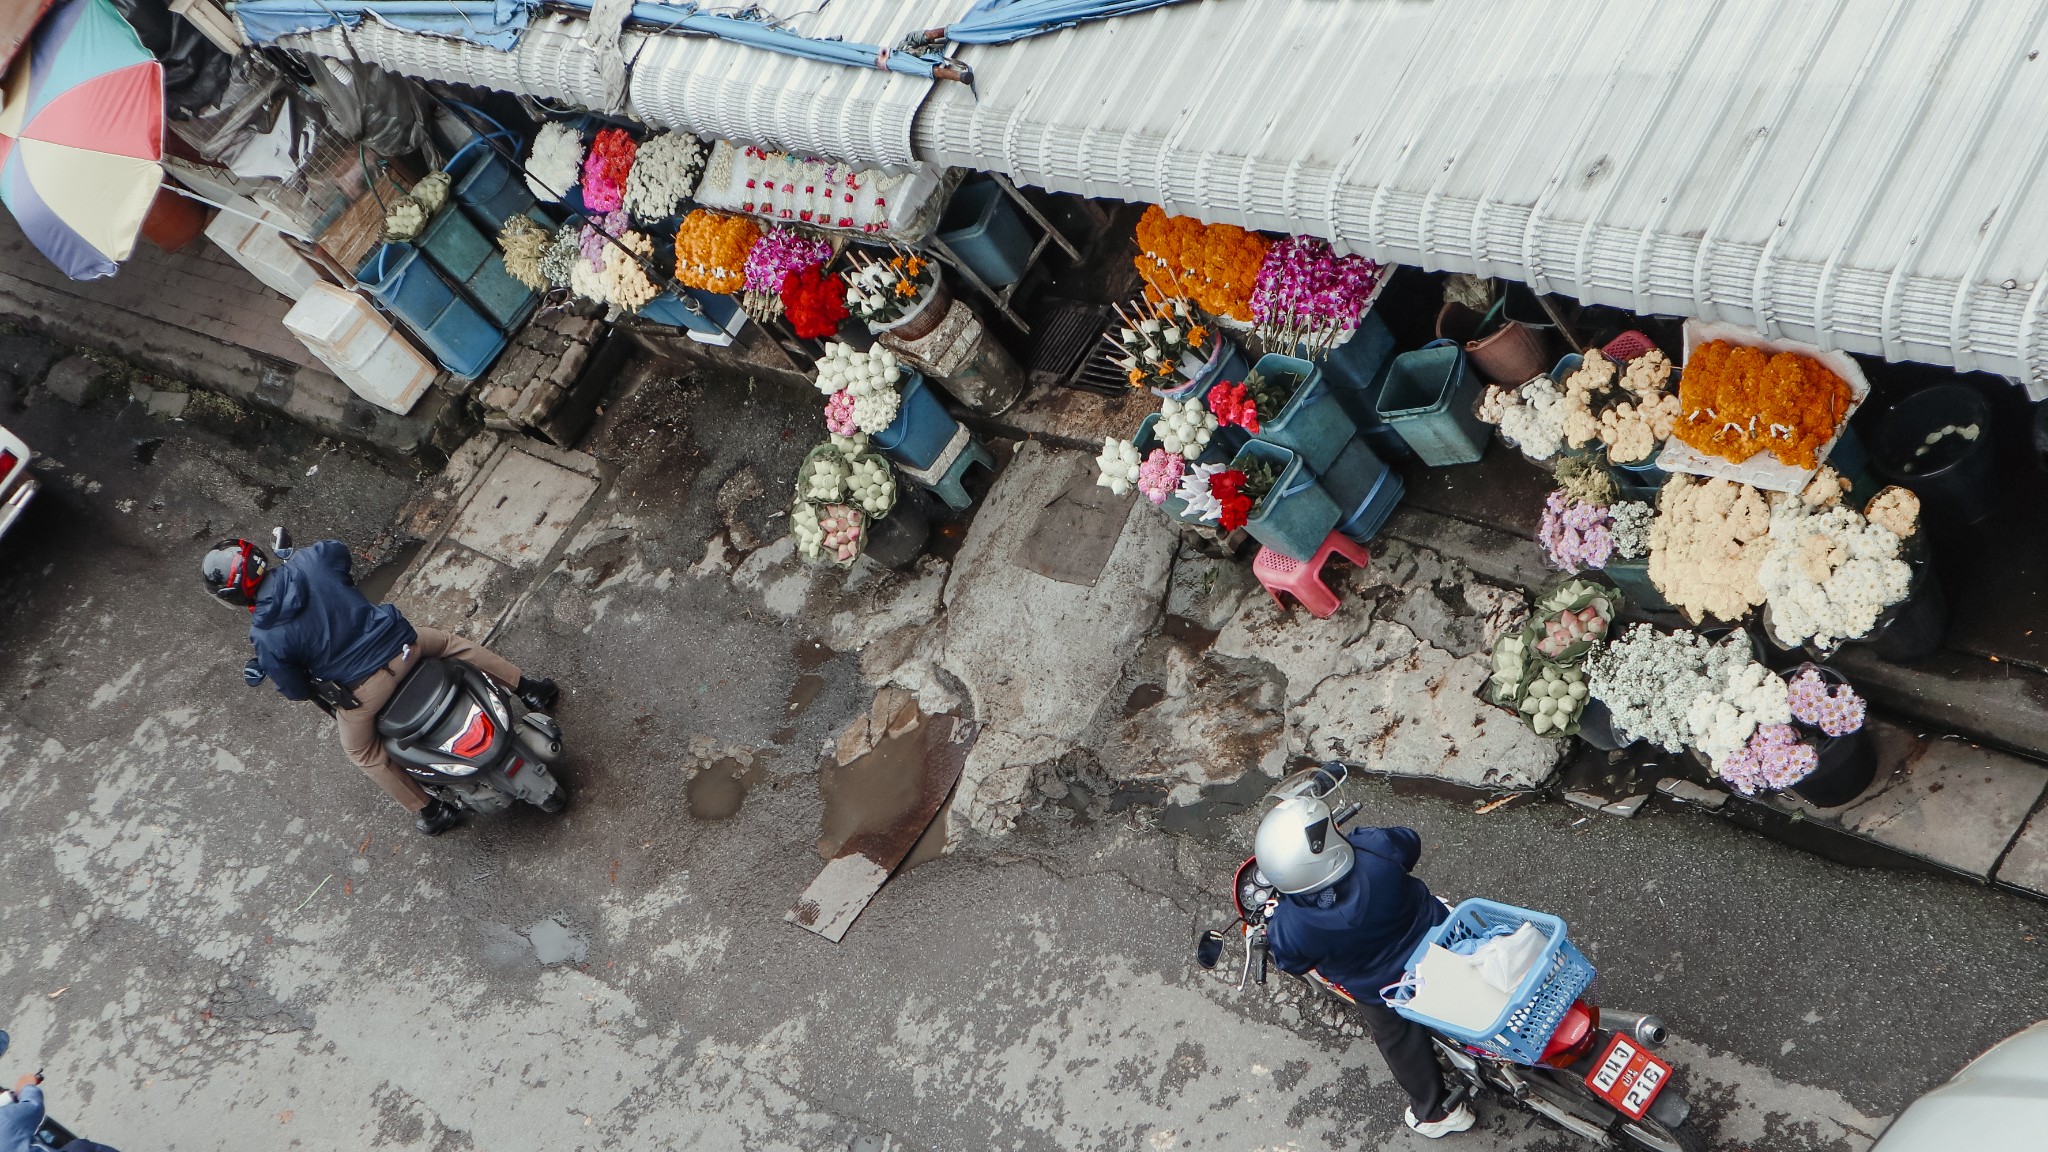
[358,537,425,603]
[772,639,835,746]
[1122,683,1166,718]
[526,916,588,966]
[1156,772,1280,841]
[816,720,927,859]
[686,755,767,821]
[1161,614,1220,653]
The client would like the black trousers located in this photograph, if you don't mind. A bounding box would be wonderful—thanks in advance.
[1356,999,1451,1121]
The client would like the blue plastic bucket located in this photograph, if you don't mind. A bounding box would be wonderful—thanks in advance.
[937,177,1033,288]
[1135,413,1235,525]
[1233,440,1341,561]
[873,371,959,470]
[1317,436,1389,513]
[1321,312,1403,429]
[1251,352,1356,474]
[1336,467,1404,544]
[1151,335,1247,401]
[1376,339,1488,466]
[356,243,454,329]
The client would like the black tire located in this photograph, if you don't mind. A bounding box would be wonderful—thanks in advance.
[537,781,569,814]
[1618,1117,1708,1152]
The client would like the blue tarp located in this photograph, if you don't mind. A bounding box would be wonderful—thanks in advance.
[942,0,1193,44]
[235,0,536,52]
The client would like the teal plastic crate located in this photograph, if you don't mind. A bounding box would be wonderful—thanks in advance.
[464,251,536,331]
[355,244,503,379]
[449,138,538,234]
[1233,440,1340,561]
[418,206,494,283]
[937,177,1032,288]
[1251,352,1356,474]
[1377,340,1488,466]
[1337,466,1404,544]
[1317,436,1388,513]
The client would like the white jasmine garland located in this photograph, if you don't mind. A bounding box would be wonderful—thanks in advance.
[525,121,583,202]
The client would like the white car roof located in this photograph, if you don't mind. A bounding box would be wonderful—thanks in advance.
[1872,1021,2048,1149]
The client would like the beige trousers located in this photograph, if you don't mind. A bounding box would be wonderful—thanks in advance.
[334,626,524,812]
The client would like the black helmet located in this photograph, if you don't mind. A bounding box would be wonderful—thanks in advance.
[201,538,271,608]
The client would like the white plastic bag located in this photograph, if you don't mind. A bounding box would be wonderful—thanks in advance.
[1468,922,1548,993]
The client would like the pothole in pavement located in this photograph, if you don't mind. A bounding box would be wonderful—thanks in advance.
[685,755,769,821]
[526,916,588,966]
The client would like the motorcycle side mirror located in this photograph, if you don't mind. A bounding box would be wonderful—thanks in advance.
[1195,929,1227,970]
[0,1029,9,1058]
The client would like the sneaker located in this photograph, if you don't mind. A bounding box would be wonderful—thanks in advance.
[517,676,559,713]
[1404,1103,1475,1139]
[415,799,462,836]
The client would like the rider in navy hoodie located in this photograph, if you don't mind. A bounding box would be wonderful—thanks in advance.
[204,533,557,835]
[1261,813,1470,1138]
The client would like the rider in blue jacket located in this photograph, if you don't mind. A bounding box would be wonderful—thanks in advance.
[203,532,558,836]
[1258,797,1473,1139]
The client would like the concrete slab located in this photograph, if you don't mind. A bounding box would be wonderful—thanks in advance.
[390,539,532,638]
[1995,812,2048,898]
[448,448,601,569]
[41,355,111,407]
[1807,721,2048,879]
[940,441,1178,834]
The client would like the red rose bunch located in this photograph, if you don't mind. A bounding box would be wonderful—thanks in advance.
[1210,468,1254,531]
[1207,380,1261,433]
[781,265,850,339]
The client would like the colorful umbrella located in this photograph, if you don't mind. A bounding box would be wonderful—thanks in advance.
[0,0,162,280]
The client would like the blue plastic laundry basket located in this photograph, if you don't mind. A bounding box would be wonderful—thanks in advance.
[1388,899,1596,1065]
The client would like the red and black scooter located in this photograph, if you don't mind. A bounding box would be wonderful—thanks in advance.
[1196,765,1708,1152]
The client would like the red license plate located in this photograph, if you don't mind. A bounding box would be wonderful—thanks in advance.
[1584,1034,1673,1120]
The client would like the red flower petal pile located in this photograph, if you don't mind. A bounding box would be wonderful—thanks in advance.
[781,265,850,339]
[1207,380,1261,433]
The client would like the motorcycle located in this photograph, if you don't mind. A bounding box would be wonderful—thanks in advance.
[1196,764,1706,1152]
[372,654,569,818]
[0,1030,88,1150]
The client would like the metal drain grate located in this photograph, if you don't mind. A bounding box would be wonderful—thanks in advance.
[1027,299,1126,395]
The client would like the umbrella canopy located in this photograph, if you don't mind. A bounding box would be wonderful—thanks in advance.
[0,0,162,280]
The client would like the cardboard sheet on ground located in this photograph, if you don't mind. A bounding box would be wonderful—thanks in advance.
[787,696,973,942]
[1011,462,1135,587]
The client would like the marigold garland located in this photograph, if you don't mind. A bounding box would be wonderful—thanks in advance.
[1672,340,1853,471]
[674,210,761,294]
[1132,205,1269,322]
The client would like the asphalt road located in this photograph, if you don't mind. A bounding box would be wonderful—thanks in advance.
[1,359,2044,1152]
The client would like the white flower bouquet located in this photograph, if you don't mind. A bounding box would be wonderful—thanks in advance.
[622,131,706,223]
[525,121,583,202]
[1757,500,1912,652]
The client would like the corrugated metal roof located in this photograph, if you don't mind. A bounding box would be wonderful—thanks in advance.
[275,13,632,113]
[913,0,2048,383]
[627,0,956,169]
[275,1,956,168]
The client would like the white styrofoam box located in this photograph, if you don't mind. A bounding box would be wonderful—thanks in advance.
[204,203,321,299]
[284,283,381,354]
[331,334,438,415]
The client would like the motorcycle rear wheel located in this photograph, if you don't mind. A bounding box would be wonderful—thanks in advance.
[1618,1116,1707,1152]
[537,781,570,814]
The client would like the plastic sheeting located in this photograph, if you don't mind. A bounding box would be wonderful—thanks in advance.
[272,13,628,113]
[941,0,1194,44]
[236,0,536,52]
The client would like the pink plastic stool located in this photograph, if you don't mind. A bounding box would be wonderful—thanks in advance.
[1253,531,1372,619]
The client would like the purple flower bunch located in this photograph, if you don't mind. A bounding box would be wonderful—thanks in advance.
[1787,666,1866,737]
[1716,723,1818,795]
[1250,236,1384,329]
[578,209,629,271]
[744,226,833,295]
[1538,490,1615,572]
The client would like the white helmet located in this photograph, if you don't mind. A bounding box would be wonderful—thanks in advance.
[1254,793,1354,895]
